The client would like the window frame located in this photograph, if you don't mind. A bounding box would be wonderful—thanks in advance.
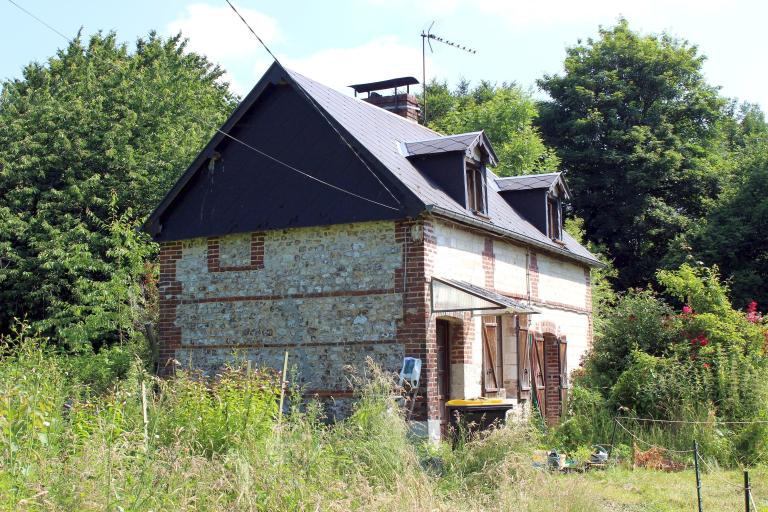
[465,161,487,215]
[546,195,562,241]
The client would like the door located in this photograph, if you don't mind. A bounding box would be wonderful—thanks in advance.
[436,320,451,435]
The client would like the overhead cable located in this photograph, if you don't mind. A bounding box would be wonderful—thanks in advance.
[5,0,400,212]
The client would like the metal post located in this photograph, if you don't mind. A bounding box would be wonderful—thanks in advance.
[608,412,619,460]
[421,33,427,125]
[694,440,703,512]
[744,470,751,512]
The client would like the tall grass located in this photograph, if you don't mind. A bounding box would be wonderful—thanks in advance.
[1,325,760,511]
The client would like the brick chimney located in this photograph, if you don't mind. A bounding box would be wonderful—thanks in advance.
[349,77,421,123]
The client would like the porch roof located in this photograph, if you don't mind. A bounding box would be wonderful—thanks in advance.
[430,277,538,315]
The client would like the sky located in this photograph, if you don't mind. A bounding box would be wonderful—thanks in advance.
[2,0,767,112]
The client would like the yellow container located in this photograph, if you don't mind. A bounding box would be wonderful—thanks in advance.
[445,399,505,406]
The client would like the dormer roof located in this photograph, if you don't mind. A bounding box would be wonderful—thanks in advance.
[495,172,571,200]
[401,131,498,166]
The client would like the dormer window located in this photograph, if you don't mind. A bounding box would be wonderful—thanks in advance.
[547,195,562,241]
[494,172,571,241]
[401,131,498,216]
[466,162,487,215]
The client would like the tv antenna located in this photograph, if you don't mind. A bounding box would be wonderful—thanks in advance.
[421,21,478,125]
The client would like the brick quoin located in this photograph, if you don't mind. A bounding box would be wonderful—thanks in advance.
[528,252,540,301]
[394,218,433,421]
[158,241,183,376]
[543,334,561,425]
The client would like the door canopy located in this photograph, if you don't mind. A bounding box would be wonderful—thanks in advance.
[430,277,538,316]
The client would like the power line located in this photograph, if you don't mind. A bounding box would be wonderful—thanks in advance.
[5,0,400,212]
[614,419,694,454]
[6,0,70,40]
[223,0,403,208]
[621,416,768,425]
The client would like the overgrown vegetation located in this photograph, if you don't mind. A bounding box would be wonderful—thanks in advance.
[551,264,768,467]
[0,31,236,348]
[3,327,765,511]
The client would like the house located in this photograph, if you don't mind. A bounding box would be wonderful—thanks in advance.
[144,63,601,439]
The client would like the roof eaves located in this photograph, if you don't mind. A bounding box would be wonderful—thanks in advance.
[424,204,604,268]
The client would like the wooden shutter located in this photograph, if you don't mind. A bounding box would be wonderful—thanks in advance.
[531,333,546,414]
[558,338,568,418]
[482,317,499,393]
[518,329,531,397]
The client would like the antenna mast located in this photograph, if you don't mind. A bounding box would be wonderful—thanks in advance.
[420,22,477,125]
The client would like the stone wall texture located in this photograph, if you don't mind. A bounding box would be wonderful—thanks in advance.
[160,221,408,401]
[157,214,594,430]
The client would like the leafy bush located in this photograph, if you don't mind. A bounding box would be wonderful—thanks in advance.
[584,289,678,393]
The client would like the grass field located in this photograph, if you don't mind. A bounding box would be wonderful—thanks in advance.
[3,340,767,511]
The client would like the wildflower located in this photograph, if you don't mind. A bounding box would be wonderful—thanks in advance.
[682,305,693,315]
[747,301,763,324]
[703,363,711,369]
[699,338,709,347]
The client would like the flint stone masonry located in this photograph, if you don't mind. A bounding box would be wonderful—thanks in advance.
[164,220,406,387]
[219,233,252,268]
[176,293,402,346]
[176,343,404,391]
[176,221,400,300]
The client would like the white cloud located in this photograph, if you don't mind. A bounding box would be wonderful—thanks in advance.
[277,37,436,95]
[167,3,280,64]
[366,0,727,30]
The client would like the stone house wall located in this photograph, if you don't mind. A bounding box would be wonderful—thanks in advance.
[158,220,408,418]
[157,215,593,430]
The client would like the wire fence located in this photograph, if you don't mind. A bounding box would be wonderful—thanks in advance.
[612,416,762,512]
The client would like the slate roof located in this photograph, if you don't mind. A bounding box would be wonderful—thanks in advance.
[401,131,498,165]
[286,67,600,266]
[495,171,563,191]
[145,63,600,266]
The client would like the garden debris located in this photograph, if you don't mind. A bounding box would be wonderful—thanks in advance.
[633,444,685,471]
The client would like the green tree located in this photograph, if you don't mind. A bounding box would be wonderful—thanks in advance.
[537,19,727,290]
[425,79,559,176]
[686,136,768,307]
[0,31,237,347]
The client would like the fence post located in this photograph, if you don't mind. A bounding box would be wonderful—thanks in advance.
[278,350,289,426]
[694,440,703,512]
[608,412,619,460]
[744,470,751,512]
